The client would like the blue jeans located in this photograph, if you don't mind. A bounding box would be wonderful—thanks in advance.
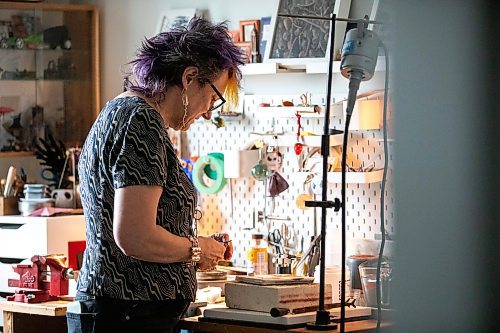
[67,292,190,333]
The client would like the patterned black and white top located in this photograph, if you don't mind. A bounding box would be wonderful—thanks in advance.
[77,96,197,301]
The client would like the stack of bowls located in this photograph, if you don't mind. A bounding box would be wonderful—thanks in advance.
[19,184,55,216]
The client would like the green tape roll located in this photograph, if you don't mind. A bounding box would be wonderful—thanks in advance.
[192,154,227,194]
[204,152,224,180]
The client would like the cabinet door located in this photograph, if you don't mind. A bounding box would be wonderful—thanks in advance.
[0,3,99,153]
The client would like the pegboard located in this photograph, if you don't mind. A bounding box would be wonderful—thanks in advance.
[183,93,394,268]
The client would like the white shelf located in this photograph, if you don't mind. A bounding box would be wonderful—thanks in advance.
[241,63,306,75]
[248,133,296,147]
[0,214,84,225]
[301,134,343,147]
[240,57,386,76]
[306,56,386,74]
[247,133,343,148]
[256,106,324,118]
[295,170,384,184]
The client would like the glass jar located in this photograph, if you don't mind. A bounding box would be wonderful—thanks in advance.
[246,233,268,276]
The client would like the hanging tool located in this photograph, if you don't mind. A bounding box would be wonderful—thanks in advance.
[268,228,283,255]
[281,223,291,249]
[294,235,321,277]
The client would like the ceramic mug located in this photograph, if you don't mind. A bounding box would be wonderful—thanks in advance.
[51,189,74,208]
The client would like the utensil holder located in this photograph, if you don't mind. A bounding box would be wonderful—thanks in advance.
[0,197,20,215]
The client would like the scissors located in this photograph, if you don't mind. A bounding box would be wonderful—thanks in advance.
[269,229,283,255]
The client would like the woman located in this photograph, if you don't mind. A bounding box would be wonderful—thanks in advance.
[68,17,245,333]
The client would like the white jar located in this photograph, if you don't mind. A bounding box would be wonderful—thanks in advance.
[314,265,351,304]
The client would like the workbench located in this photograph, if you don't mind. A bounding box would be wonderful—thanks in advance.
[176,316,391,332]
[0,300,68,333]
[0,300,391,333]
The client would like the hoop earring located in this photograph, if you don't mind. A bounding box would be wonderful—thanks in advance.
[181,88,189,128]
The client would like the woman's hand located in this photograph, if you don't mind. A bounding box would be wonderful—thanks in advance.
[211,233,233,260]
[197,236,225,271]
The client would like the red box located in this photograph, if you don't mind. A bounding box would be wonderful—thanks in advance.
[68,240,86,270]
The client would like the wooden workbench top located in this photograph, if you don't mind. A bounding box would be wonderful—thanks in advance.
[178,316,391,333]
[0,300,69,317]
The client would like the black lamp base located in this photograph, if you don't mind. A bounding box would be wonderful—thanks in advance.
[305,310,338,331]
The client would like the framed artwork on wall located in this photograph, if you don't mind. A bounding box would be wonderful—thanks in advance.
[263,0,351,66]
[156,8,199,33]
[239,20,260,43]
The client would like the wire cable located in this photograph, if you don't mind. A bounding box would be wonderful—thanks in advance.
[340,112,351,333]
[376,42,390,332]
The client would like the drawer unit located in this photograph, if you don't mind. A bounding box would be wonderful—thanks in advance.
[0,260,21,293]
[0,215,85,259]
[0,215,85,293]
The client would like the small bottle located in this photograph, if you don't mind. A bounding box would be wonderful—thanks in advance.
[247,234,268,276]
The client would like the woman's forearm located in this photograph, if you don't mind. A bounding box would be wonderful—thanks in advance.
[113,185,192,263]
[116,224,192,263]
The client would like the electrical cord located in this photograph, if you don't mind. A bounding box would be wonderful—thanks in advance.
[340,112,352,333]
[376,42,390,332]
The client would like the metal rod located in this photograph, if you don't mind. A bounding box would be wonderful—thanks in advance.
[313,13,337,329]
[264,215,291,221]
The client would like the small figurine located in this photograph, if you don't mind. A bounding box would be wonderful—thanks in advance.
[2,113,24,151]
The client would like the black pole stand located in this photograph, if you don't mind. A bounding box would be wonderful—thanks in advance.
[303,13,342,331]
[274,11,381,333]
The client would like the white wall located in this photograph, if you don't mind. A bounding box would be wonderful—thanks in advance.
[95,0,277,104]
[94,0,375,105]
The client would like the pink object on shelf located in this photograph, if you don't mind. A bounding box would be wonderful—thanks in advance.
[29,207,75,217]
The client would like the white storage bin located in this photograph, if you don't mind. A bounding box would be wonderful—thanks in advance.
[0,222,46,258]
[0,216,85,258]
[223,150,259,178]
[314,265,351,304]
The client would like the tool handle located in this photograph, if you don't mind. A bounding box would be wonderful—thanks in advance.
[3,166,16,197]
[270,307,290,317]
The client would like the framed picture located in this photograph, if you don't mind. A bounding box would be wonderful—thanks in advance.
[239,20,260,43]
[234,42,252,63]
[228,30,240,43]
[259,16,272,60]
[156,8,199,33]
[264,0,352,66]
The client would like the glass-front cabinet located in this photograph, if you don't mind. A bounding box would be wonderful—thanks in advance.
[0,2,99,156]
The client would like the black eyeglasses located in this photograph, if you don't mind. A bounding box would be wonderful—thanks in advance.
[208,82,226,112]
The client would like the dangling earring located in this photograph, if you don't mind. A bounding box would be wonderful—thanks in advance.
[181,88,189,128]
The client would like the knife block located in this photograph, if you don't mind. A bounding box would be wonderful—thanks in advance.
[0,197,19,215]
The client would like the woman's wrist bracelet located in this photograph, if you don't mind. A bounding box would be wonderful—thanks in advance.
[187,235,201,267]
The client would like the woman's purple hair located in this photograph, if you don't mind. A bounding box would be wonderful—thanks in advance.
[124,17,246,103]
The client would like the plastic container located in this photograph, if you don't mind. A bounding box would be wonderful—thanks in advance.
[347,254,377,290]
[314,265,351,304]
[246,234,268,276]
[359,260,393,308]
